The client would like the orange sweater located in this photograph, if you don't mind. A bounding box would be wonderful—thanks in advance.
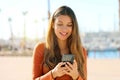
[32,42,87,80]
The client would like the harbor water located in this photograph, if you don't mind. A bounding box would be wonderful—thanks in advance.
[88,50,120,59]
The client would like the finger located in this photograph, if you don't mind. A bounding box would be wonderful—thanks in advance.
[66,62,73,69]
[73,60,78,66]
[61,67,67,74]
[65,62,73,70]
[58,62,66,67]
[61,66,68,71]
[64,69,71,75]
[62,69,69,74]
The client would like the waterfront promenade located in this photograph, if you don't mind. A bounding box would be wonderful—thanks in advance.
[88,59,120,80]
[0,56,120,80]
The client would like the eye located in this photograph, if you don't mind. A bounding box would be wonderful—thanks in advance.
[57,23,63,26]
[67,24,73,27]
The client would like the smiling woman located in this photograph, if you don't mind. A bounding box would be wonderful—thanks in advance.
[32,5,87,80]
[54,15,72,41]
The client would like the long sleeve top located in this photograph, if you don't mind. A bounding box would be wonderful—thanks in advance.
[32,42,87,80]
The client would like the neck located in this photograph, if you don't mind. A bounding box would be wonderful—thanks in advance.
[58,39,67,50]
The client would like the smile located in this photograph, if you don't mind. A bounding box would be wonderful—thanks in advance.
[60,32,68,36]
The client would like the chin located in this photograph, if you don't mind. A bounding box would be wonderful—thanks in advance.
[59,38,67,41]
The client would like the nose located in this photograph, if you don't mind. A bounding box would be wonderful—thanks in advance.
[61,26,68,31]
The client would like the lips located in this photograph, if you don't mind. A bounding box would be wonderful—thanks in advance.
[60,32,68,36]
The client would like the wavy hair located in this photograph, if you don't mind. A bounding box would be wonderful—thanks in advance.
[44,6,86,80]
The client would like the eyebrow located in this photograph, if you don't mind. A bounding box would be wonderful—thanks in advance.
[57,20,72,24]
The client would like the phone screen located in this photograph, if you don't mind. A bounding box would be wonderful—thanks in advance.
[61,54,74,64]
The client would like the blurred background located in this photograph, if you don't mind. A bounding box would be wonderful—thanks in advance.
[0,0,120,80]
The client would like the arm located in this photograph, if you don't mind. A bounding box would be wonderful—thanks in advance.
[77,47,87,80]
[32,42,54,80]
[32,42,44,80]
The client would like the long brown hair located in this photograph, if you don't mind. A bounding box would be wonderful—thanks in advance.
[44,5,86,80]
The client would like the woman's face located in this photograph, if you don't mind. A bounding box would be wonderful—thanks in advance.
[54,15,72,41]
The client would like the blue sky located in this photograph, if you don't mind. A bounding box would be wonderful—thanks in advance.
[0,0,119,39]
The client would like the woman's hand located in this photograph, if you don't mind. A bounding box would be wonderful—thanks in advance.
[64,60,79,80]
[51,60,79,79]
[51,62,67,78]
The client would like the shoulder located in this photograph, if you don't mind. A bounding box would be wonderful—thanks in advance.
[33,42,45,56]
[34,42,45,50]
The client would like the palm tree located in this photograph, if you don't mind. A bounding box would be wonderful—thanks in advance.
[8,17,14,50]
[22,11,28,50]
[119,0,120,32]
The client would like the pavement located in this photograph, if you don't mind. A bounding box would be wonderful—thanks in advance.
[87,58,120,80]
[0,56,120,80]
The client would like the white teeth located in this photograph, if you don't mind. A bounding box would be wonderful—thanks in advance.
[62,32,67,35]
[60,32,67,36]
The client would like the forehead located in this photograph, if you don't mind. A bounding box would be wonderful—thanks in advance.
[55,15,72,23]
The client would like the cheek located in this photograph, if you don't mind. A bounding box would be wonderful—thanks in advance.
[69,28,72,35]
[54,26,59,36]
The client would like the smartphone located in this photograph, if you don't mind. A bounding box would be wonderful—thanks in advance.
[61,54,74,64]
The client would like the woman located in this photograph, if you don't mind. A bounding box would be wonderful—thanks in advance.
[32,5,87,80]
